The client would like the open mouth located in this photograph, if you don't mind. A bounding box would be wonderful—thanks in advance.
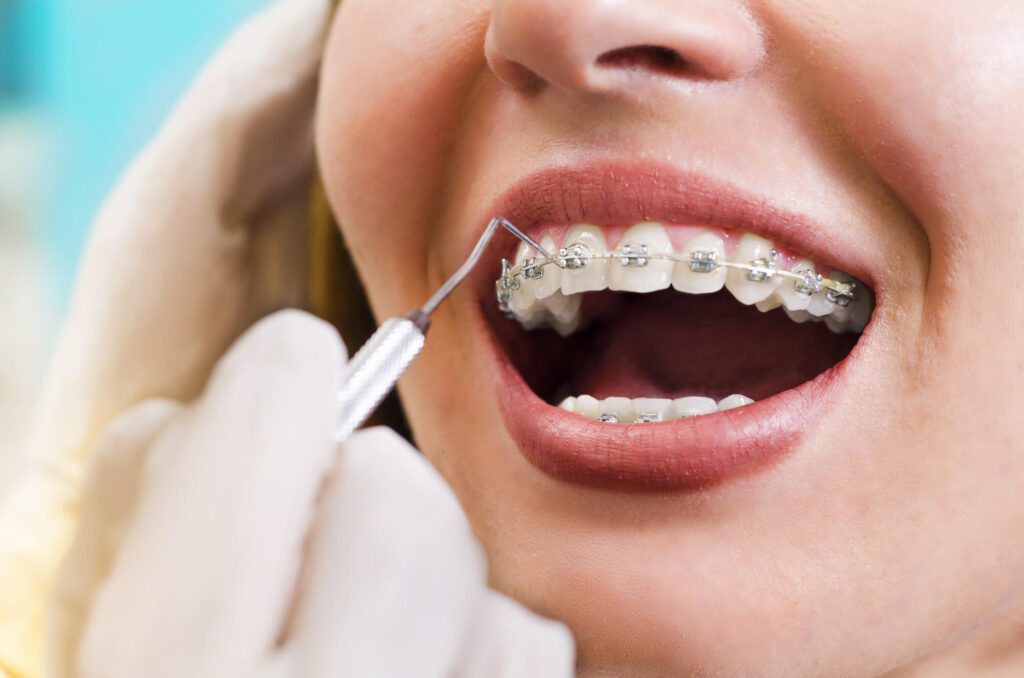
[492,222,873,422]
[473,165,878,491]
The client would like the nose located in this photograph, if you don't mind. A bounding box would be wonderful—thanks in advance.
[485,0,765,93]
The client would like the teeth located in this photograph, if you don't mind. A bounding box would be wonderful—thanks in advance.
[776,258,815,312]
[500,223,873,336]
[673,396,717,418]
[672,231,727,294]
[532,235,561,299]
[806,289,835,317]
[725,234,780,305]
[575,395,601,419]
[609,222,673,293]
[717,394,754,411]
[560,224,611,295]
[543,292,583,336]
[599,397,636,423]
[632,398,673,422]
[558,394,757,422]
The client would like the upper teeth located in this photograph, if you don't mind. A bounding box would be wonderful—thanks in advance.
[496,223,873,336]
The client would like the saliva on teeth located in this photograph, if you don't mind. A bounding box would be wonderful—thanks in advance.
[558,393,756,424]
[496,222,874,338]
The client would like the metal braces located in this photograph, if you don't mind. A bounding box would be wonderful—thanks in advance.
[496,241,858,314]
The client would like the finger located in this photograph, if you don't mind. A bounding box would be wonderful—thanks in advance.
[77,311,344,678]
[48,399,182,678]
[286,427,490,678]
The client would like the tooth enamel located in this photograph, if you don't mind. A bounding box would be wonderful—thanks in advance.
[632,398,673,423]
[558,396,576,412]
[599,397,636,423]
[672,396,717,419]
[543,291,583,336]
[725,234,780,305]
[575,395,601,419]
[561,224,611,295]
[824,316,849,334]
[717,394,755,411]
[784,307,813,324]
[777,259,816,312]
[806,290,835,317]
[609,222,673,293]
[755,297,783,312]
[532,235,561,299]
[672,231,727,294]
[502,225,871,339]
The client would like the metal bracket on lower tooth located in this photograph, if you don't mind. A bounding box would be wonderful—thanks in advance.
[689,250,719,273]
[617,243,650,267]
[597,413,620,423]
[745,250,780,283]
[634,413,662,424]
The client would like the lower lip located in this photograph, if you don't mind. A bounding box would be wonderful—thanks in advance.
[485,318,850,492]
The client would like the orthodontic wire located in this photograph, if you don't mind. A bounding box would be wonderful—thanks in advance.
[495,242,860,314]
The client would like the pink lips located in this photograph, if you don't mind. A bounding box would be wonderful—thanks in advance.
[469,161,873,492]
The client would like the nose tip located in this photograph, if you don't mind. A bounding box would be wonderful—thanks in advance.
[485,0,765,94]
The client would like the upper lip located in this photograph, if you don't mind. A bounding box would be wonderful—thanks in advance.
[466,159,877,302]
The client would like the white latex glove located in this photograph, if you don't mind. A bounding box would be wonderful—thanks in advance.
[46,311,574,678]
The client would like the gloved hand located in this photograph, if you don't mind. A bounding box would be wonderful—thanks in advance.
[46,311,574,678]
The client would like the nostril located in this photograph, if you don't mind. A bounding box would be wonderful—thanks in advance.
[596,45,703,79]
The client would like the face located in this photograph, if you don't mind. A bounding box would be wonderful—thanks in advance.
[316,1,1024,675]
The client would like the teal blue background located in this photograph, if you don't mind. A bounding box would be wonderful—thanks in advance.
[1,0,273,303]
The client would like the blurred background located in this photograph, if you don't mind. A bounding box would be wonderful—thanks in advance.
[0,0,272,487]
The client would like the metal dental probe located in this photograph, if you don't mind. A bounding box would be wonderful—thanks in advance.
[334,217,549,442]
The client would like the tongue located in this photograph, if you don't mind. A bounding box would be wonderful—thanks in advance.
[569,290,857,401]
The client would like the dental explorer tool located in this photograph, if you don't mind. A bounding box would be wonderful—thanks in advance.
[334,217,548,442]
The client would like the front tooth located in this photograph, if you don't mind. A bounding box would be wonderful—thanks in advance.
[777,259,816,312]
[609,222,673,293]
[561,224,611,295]
[599,397,636,423]
[717,394,754,411]
[575,395,601,419]
[532,235,561,299]
[672,231,727,294]
[632,398,673,423]
[725,234,781,305]
[672,396,717,419]
[557,396,576,412]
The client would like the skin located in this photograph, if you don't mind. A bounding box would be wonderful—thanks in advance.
[316,0,1024,675]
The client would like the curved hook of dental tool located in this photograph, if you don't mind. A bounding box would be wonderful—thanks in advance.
[419,217,550,319]
[335,217,542,442]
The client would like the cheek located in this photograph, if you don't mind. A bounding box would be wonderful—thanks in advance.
[316,0,490,317]
[778,0,1024,421]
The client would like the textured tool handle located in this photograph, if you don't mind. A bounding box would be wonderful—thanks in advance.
[335,315,427,442]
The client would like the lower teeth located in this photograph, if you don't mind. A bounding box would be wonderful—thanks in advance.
[560,393,755,424]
